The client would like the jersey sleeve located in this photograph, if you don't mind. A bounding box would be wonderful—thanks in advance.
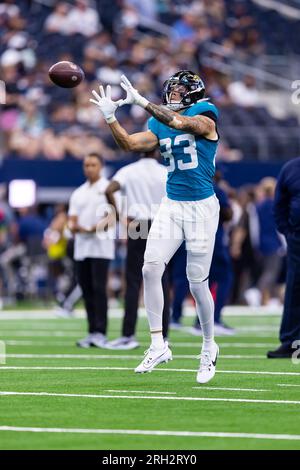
[190,101,219,122]
[148,117,159,137]
[68,191,79,217]
[113,167,129,191]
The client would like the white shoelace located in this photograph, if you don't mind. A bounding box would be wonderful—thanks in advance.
[197,351,212,372]
[143,348,154,365]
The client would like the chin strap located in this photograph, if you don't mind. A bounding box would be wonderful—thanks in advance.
[165,103,188,111]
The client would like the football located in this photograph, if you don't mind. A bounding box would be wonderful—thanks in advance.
[48,61,85,88]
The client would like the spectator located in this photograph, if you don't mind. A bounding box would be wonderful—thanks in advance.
[227,75,259,108]
[0,0,298,162]
[125,0,158,21]
[44,2,72,35]
[230,187,261,305]
[17,207,47,246]
[267,158,300,358]
[67,0,101,37]
[256,178,283,306]
[68,152,115,349]
[171,11,200,43]
[84,31,117,64]
[16,95,46,137]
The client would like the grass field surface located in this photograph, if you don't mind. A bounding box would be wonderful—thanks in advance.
[0,308,300,450]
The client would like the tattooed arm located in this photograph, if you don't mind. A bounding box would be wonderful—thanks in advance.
[117,75,217,139]
[145,103,217,138]
[109,121,158,152]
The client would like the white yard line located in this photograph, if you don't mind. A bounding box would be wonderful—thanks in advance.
[277,384,300,388]
[0,331,80,337]
[222,306,282,316]
[5,341,78,346]
[3,353,266,359]
[236,326,278,332]
[105,390,177,395]
[235,334,277,338]
[0,426,297,441]
[0,366,299,376]
[192,387,270,392]
[0,390,299,405]
[3,340,277,349]
[0,312,86,320]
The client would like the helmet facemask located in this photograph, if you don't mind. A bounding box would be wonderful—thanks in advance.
[164,82,189,111]
[162,71,205,111]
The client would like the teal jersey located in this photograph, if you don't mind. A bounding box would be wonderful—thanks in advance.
[148,100,219,201]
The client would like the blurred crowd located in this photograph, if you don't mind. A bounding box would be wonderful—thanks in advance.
[0,0,299,162]
[0,172,286,314]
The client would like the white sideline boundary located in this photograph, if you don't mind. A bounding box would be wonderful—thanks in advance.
[3,340,277,348]
[0,327,279,336]
[0,426,299,441]
[4,353,266,360]
[0,366,300,376]
[0,390,300,405]
[0,306,282,320]
[0,332,277,339]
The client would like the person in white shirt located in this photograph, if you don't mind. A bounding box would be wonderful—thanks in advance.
[45,0,101,37]
[105,151,170,350]
[67,0,101,37]
[227,75,259,108]
[44,2,72,35]
[68,153,115,348]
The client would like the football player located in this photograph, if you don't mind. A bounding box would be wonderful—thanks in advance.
[90,71,220,383]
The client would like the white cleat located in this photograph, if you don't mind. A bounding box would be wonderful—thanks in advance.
[196,343,219,384]
[135,342,172,373]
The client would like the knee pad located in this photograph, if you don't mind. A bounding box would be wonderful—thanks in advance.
[143,247,165,282]
[142,260,165,282]
[186,259,208,283]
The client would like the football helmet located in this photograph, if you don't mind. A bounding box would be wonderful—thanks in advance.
[162,70,205,111]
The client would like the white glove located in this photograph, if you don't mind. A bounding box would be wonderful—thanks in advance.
[89,84,120,124]
[118,74,149,109]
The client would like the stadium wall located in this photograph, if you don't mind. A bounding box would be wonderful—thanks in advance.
[0,159,285,190]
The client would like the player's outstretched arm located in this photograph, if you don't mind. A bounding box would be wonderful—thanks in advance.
[109,121,158,152]
[90,84,158,152]
[118,75,217,138]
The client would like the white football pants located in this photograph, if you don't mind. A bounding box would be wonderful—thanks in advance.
[142,195,220,347]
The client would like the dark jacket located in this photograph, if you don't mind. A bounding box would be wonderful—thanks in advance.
[274,157,300,236]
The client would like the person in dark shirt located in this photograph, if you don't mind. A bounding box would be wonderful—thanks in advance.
[256,178,283,306]
[210,184,234,334]
[267,158,300,358]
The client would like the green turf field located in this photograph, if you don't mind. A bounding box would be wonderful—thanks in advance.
[0,309,300,450]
